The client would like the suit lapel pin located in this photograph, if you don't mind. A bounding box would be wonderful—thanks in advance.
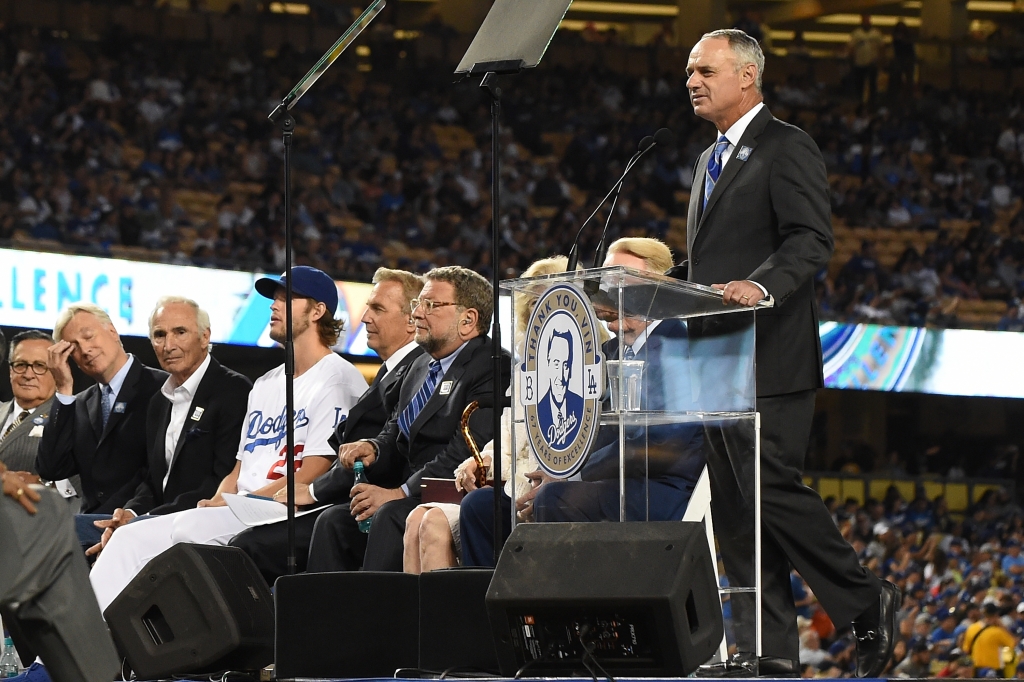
[736,146,752,161]
[32,416,45,425]
[191,406,205,421]
[439,380,453,396]
[113,402,127,414]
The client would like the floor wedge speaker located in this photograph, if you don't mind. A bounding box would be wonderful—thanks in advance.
[486,521,723,677]
[103,544,274,679]
[274,571,419,678]
[419,568,500,674]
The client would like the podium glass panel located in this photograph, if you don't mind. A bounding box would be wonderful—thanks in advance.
[500,266,766,663]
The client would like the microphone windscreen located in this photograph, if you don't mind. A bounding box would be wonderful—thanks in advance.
[637,135,655,152]
[654,127,674,146]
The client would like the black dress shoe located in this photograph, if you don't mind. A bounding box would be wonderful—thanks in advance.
[697,652,757,678]
[757,656,800,677]
[852,580,902,678]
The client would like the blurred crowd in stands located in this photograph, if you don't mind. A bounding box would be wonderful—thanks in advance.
[792,485,1024,677]
[2,18,1024,330]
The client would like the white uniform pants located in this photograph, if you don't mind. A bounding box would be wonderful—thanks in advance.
[89,506,248,613]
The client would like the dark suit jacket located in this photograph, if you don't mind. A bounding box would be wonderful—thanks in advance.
[583,320,705,487]
[536,387,585,450]
[36,358,167,514]
[0,397,55,474]
[680,106,834,397]
[125,356,252,516]
[368,336,510,500]
[313,345,425,503]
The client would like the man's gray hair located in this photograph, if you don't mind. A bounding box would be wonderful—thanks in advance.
[703,28,764,92]
[53,303,116,342]
[148,296,212,339]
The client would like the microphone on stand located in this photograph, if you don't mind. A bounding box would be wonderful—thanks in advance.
[565,128,674,272]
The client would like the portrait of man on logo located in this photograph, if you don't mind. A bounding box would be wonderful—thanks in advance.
[537,323,585,450]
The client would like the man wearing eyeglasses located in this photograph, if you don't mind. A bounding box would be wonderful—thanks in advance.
[304,265,510,573]
[0,330,81,507]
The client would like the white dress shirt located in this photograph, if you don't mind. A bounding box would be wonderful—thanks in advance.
[56,354,136,405]
[159,353,212,491]
[1,401,36,436]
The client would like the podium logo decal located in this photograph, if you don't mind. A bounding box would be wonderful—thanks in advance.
[520,283,604,478]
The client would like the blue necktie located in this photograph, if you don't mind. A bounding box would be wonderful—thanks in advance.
[622,345,636,360]
[101,385,113,428]
[703,135,730,210]
[398,360,443,438]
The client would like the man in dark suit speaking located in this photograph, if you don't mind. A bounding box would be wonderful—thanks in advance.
[536,328,584,450]
[674,29,898,678]
[38,303,167,518]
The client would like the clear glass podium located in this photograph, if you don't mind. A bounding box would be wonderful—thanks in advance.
[500,265,768,664]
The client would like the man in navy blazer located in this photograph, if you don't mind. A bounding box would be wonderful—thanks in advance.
[672,30,897,677]
[79,297,253,556]
[38,303,167,518]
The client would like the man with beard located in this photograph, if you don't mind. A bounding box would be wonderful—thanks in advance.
[304,266,509,573]
[88,266,367,613]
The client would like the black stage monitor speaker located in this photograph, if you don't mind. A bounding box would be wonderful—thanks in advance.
[104,544,274,679]
[486,521,724,677]
[274,571,419,678]
[419,568,500,674]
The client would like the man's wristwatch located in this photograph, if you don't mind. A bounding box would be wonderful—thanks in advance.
[359,439,380,457]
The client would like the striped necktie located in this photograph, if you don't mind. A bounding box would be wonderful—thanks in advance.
[398,360,443,438]
[101,385,114,428]
[703,135,730,210]
[1,410,29,442]
[622,345,636,360]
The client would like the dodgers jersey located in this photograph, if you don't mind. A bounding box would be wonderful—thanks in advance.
[235,353,367,494]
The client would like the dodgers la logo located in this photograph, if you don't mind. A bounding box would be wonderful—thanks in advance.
[520,283,604,478]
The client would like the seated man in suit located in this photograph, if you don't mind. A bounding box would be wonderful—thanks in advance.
[0,462,119,682]
[77,296,253,556]
[1,330,79,507]
[229,267,425,583]
[303,266,510,573]
[529,237,707,523]
[37,303,167,519]
[88,266,367,613]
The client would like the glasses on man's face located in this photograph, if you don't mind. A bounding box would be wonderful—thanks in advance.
[11,361,49,375]
[411,298,458,315]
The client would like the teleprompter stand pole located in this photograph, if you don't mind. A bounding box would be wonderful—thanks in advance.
[480,72,504,567]
[268,105,299,574]
[265,0,385,575]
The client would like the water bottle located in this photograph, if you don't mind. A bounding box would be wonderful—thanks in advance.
[1,633,20,678]
[353,461,373,534]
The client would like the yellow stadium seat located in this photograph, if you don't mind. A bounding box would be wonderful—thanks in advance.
[817,477,841,501]
[841,478,865,505]
[868,479,892,502]
[945,483,968,512]
[922,481,944,502]
[893,480,915,502]
[972,484,1001,506]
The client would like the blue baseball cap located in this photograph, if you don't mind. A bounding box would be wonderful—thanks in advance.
[255,266,338,314]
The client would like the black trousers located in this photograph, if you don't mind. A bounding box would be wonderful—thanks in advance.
[307,497,419,573]
[228,508,327,586]
[706,390,880,661]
